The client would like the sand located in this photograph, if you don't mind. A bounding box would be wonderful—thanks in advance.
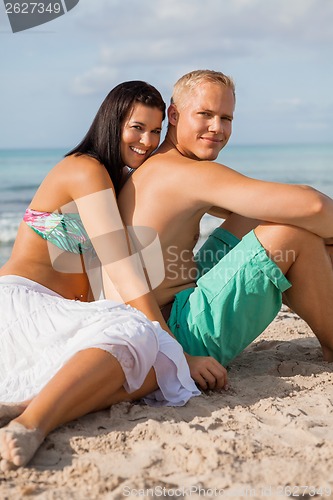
[1,306,333,499]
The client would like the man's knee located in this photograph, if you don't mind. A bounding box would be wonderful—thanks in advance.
[254,223,317,272]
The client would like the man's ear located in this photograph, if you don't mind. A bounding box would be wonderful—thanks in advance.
[168,104,178,125]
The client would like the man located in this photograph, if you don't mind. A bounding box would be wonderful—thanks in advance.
[118,69,333,390]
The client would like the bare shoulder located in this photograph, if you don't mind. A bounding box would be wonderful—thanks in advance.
[135,150,240,193]
[132,150,200,187]
[55,154,114,195]
[55,154,110,182]
[31,154,114,210]
[143,150,235,175]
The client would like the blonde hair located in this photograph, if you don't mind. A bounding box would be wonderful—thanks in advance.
[171,69,235,109]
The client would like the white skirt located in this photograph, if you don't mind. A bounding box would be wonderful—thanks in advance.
[0,276,200,406]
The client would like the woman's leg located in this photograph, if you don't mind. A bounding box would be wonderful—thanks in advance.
[0,348,157,471]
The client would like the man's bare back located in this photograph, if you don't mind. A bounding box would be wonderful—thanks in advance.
[118,147,231,306]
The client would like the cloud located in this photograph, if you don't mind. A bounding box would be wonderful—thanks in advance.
[99,37,249,67]
[68,0,333,97]
[74,0,333,46]
[273,98,303,110]
[296,121,328,131]
[2,0,332,147]
[71,66,119,95]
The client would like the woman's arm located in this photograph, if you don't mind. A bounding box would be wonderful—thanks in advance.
[67,156,227,390]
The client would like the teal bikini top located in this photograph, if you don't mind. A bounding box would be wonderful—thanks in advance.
[23,208,93,254]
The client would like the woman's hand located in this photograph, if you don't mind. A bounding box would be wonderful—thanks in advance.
[184,353,228,391]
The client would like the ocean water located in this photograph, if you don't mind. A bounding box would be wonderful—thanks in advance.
[0,144,332,266]
[0,148,68,266]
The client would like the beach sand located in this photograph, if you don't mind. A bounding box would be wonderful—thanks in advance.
[1,306,333,499]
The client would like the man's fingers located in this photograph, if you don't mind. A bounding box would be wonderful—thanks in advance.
[187,355,229,391]
[198,366,228,391]
[194,375,209,391]
[201,370,218,390]
[205,360,228,390]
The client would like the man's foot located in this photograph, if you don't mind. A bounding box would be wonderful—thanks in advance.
[0,403,25,428]
[0,421,44,471]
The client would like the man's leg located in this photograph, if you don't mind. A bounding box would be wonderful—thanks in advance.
[221,215,333,358]
[326,242,333,267]
[254,223,333,360]
[171,217,333,365]
[171,226,291,365]
[225,217,333,358]
[221,213,260,238]
[0,349,157,471]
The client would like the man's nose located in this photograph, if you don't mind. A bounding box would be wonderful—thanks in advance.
[209,117,223,134]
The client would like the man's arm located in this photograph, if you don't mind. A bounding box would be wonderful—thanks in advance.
[187,161,333,238]
[206,206,231,219]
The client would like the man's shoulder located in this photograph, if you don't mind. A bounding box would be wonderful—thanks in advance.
[144,150,211,173]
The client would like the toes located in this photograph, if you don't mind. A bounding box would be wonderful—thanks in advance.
[12,450,25,467]
[0,458,17,472]
[0,430,22,465]
[0,431,13,461]
[6,441,25,466]
[0,422,44,470]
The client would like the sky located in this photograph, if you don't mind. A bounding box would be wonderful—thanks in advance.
[0,0,332,149]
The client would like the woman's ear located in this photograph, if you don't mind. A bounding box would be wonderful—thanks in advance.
[168,104,178,126]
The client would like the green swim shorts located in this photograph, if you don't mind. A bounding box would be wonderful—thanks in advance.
[167,227,291,366]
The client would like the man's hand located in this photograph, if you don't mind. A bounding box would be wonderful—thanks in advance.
[185,353,228,391]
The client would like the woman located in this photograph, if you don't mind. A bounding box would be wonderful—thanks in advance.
[0,81,200,471]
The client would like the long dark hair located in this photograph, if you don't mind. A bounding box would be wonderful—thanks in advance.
[65,81,165,195]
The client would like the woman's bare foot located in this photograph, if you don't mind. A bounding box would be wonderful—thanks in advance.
[0,421,44,471]
[0,403,25,428]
